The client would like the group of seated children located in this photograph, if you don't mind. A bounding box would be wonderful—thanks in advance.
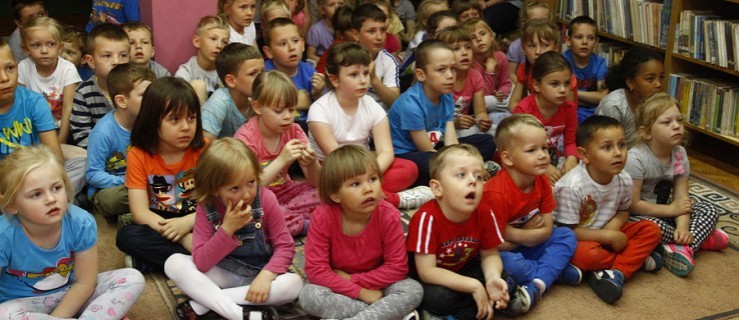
[0,0,731,319]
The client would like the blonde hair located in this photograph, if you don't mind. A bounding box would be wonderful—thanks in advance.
[417,0,449,32]
[192,138,262,205]
[21,16,62,44]
[319,145,381,204]
[252,70,299,110]
[494,113,545,151]
[260,0,291,22]
[429,144,483,180]
[518,1,550,29]
[0,145,73,213]
[634,92,688,144]
[521,19,559,48]
[436,25,472,45]
[196,15,229,35]
[462,18,500,51]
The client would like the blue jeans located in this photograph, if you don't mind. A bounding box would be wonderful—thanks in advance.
[500,227,577,288]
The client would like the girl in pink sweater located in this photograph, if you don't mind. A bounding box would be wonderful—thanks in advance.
[300,145,423,319]
[164,138,302,320]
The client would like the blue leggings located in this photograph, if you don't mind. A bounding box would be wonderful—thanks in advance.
[500,227,577,289]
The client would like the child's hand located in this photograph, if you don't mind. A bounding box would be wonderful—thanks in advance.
[278,139,307,165]
[333,269,351,281]
[245,270,275,304]
[471,282,494,320]
[486,277,509,310]
[485,57,497,74]
[547,164,562,182]
[670,198,692,216]
[454,115,476,129]
[605,230,628,252]
[369,61,378,83]
[475,114,493,132]
[674,228,694,246]
[521,214,544,229]
[358,288,383,304]
[495,91,505,101]
[159,217,193,243]
[311,73,326,94]
[298,146,318,167]
[221,200,253,236]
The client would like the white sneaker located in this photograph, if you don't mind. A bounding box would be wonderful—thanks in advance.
[402,310,420,320]
[398,186,434,209]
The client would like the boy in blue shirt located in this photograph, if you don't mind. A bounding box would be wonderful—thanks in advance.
[563,16,608,124]
[85,63,154,225]
[388,39,495,187]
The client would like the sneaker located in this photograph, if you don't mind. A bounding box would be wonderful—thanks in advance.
[658,244,695,277]
[484,160,501,179]
[124,255,149,273]
[642,251,664,272]
[402,310,421,320]
[503,283,539,315]
[700,229,729,251]
[242,306,278,320]
[174,301,198,320]
[586,269,624,304]
[558,263,583,285]
[117,213,133,227]
[398,186,435,209]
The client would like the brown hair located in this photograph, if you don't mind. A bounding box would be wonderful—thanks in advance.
[462,18,500,52]
[107,63,156,108]
[262,17,298,46]
[192,137,262,205]
[85,23,129,56]
[416,0,448,32]
[451,0,483,19]
[532,51,571,82]
[518,1,550,30]
[319,145,381,204]
[521,18,559,48]
[415,39,453,71]
[251,70,299,110]
[494,113,545,151]
[215,42,263,85]
[61,25,85,54]
[121,21,153,41]
[325,42,371,89]
[436,25,472,45]
[429,144,483,180]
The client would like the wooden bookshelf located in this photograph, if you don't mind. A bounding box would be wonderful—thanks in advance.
[552,0,739,155]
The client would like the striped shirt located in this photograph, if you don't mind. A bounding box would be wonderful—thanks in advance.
[70,76,113,148]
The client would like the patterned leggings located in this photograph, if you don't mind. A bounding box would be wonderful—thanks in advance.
[629,202,719,251]
[299,279,423,320]
[0,268,145,320]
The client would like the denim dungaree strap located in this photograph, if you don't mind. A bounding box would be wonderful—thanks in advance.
[205,188,273,277]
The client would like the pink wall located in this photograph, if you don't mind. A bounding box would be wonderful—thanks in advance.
[139,0,218,74]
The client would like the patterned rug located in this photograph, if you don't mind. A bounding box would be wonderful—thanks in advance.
[152,177,739,315]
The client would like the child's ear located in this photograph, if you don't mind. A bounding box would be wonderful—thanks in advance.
[532,79,541,93]
[625,78,635,92]
[114,94,127,110]
[500,150,514,168]
[327,73,340,89]
[151,46,156,58]
[414,68,426,82]
[192,35,201,49]
[565,35,572,46]
[429,179,443,198]
[577,146,590,164]
[329,192,341,204]
[84,54,95,69]
[263,45,273,60]
[638,125,651,141]
[224,74,237,89]
[251,100,263,115]
[349,29,359,42]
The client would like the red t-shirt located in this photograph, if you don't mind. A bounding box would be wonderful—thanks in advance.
[513,94,579,158]
[316,38,345,74]
[406,199,504,272]
[453,69,484,116]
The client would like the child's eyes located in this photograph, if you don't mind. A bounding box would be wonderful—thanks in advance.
[475,174,484,181]
[188,114,197,121]
[30,192,41,199]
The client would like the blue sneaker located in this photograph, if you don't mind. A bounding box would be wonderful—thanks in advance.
[642,251,664,272]
[587,269,624,303]
[558,263,583,285]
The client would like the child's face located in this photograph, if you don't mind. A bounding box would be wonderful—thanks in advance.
[627,59,664,102]
[228,58,265,98]
[263,8,291,23]
[581,126,627,179]
[61,42,82,66]
[339,29,358,42]
[216,167,258,209]
[458,8,480,22]
[502,125,550,176]
[644,105,684,148]
[430,152,485,216]
[86,38,130,79]
[430,17,457,39]
[533,69,572,106]
[0,46,18,108]
[265,25,304,70]
[451,41,473,71]
[15,4,46,29]
[526,7,549,21]
[356,19,387,56]
[523,34,555,65]
[330,64,370,99]
[332,168,383,215]
[254,102,296,134]
[194,28,230,64]
[6,163,67,228]
[416,48,456,96]
[322,0,345,20]
[23,28,61,69]
[226,0,257,28]
[119,80,151,118]
[567,23,597,59]
[159,109,197,152]
[469,26,494,55]
[127,29,155,65]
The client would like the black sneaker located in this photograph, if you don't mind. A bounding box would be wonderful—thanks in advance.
[587,269,624,304]
[242,306,278,320]
[174,301,198,320]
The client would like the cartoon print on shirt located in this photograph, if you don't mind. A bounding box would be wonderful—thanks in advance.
[437,237,477,268]
[150,175,173,207]
[4,255,74,293]
[578,195,598,226]
[176,169,197,213]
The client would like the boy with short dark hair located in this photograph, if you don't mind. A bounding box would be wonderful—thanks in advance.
[9,0,47,62]
[406,144,512,319]
[121,21,171,78]
[477,113,578,315]
[86,63,155,225]
[202,42,264,141]
[388,39,495,187]
[563,15,608,124]
[351,3,399,108]
[70,23,130,148]
[553,115,661,304]
[175,15,230,97]
[262,17,326,129]
[451,0,483,22]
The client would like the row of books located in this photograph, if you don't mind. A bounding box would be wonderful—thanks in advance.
[594,42,629,68]
[555,0,672,49]
[674,10,739,71]
[667,73,739,137]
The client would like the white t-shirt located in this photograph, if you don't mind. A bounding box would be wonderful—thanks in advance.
[553,162,633,230]
[175,56,220,95]
[229,24,256,46]
[307,91,386,160]
[17,57,82,123]
[368,49,399,108]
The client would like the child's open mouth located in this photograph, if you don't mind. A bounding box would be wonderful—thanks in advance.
[465,191,475,200]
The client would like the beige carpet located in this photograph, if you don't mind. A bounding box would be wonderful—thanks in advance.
[97,177,739,319]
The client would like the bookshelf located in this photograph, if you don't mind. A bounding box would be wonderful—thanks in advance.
[551,0,739,148]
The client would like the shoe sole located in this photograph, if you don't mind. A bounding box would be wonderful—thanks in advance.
[559,266,583,285]
[658,246,694,277]
[587,274,622,304]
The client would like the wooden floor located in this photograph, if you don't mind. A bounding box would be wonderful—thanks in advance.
[686,134,739,194]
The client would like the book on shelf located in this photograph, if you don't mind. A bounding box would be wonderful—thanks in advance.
[668,73,739,137]
[595,42,629,67]
[675,10,739,71]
